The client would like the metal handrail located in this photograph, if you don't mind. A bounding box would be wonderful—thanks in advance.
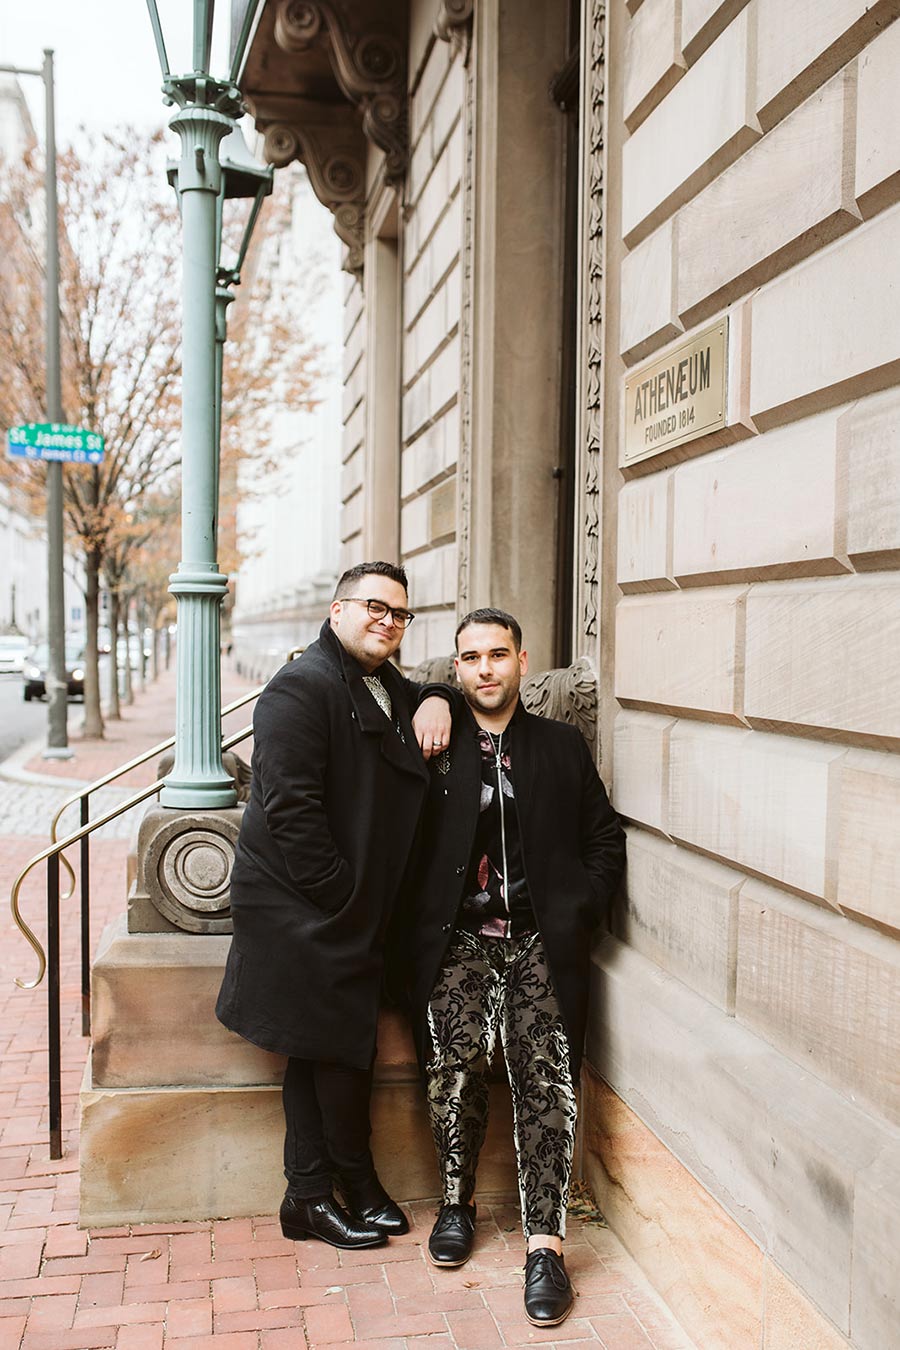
[9,644,303,1159]
[9,717,255,1159]
[11,718,256,991]
[11,778,169,991]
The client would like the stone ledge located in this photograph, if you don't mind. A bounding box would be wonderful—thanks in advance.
[79,1053,517,1228]
[581,1070,852,1350]
[90,916,426,1091]
[586,935,900,1346]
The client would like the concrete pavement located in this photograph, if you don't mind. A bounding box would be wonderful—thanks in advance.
[0,662,695,1349]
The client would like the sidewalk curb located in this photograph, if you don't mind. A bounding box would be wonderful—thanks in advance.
[0,734,92,790]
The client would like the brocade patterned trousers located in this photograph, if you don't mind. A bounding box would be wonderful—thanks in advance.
[425,928,577,1238]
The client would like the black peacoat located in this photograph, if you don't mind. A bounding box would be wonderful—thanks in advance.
[400,698,626,1078]
[216,619,432,1069]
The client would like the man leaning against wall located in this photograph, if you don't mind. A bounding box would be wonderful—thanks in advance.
[400,607,626,1326]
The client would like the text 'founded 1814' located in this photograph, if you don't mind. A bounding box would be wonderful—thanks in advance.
[623,319,728,467]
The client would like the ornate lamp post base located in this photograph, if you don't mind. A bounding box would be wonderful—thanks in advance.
[160,571,236,808]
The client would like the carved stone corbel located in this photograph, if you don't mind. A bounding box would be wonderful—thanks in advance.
[435,0,474,60]
[262,118,366,273]
[274,0,408,184]
[521,657,599,751]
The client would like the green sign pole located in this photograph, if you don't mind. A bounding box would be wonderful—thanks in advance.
[0,52,74,758]
[42,49,71,760]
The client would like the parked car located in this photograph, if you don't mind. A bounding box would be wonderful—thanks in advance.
[22,642,86,701]
[0,634,30,675]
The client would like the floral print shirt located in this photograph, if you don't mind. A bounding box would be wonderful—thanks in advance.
[458,722,536,939]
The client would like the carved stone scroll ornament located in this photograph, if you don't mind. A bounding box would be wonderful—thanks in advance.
[435,0,475,60]
[151,826,238,933]
[274,0,408,183]
[129,805,244,935]
[263,122,366,273]
[521,657,598,750]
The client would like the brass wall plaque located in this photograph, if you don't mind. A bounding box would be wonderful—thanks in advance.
[429,478,456,540]
[623,319,728,466]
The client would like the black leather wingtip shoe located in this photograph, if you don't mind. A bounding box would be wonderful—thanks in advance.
[279,1193,386,1249]
[523,1247,574,1327]
[428,1201,477,1267]
[341,1174,410,1236]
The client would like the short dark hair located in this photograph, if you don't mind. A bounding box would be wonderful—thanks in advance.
[455,607,522,652]
[334,561,408,601]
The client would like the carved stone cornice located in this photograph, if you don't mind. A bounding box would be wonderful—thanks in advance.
[435,0,475,60]
[261,113,366,271]
[273,0,408,184]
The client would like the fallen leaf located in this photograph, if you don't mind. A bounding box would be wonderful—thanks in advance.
[463,1281,481,1288]
[138,1249,161,1262]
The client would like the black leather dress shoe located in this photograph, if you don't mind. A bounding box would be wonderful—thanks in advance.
[340,1174,410,1235]
[523,1247,574,1326]
[279,1193,386,1249]
[428,1202,477,1267]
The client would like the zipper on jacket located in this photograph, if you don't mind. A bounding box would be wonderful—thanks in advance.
[493,730,510,915]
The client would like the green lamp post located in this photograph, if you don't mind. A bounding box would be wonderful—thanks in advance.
[168,125,274,523]
[144,0,266,808]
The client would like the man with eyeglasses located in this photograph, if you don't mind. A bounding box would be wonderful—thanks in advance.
[217,561,452,1250]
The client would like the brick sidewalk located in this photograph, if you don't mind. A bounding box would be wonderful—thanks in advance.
[0,666,695,1350]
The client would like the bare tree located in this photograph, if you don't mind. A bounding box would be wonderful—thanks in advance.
[0,137,321,738]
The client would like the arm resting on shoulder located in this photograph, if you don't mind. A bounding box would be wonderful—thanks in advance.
[408,681,459,759]
[254,676,354,910]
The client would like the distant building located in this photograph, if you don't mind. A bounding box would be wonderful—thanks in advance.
[229,168,342,680]
[0,75,82,640]
[0,74,35,165]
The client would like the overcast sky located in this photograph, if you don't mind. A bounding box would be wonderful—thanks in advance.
[0,2,234,146]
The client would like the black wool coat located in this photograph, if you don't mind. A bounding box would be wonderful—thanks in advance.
[216,619,431,1068]
[399,698,626,1078]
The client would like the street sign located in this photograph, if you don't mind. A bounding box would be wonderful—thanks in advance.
[6,422,105,465]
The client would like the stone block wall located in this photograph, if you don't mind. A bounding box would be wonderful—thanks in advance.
[591,3,900,1346]
[338,9,463,656]
[339,271,366,570]
[398,27,464,665]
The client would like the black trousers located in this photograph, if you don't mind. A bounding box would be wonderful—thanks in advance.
[282,1057,376,1199]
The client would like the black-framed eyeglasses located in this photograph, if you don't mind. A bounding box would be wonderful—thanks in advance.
[340,597,416,628]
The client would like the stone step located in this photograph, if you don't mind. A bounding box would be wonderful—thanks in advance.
[81,918,518,1227]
